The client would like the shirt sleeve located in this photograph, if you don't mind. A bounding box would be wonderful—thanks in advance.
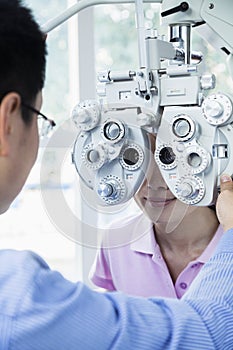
[89,247,116,291]
[8,228,233,349]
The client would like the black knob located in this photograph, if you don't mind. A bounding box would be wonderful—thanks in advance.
[161,2,189,17]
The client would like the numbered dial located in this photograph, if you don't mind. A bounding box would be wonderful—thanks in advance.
[119,144,144,171]
[202,93,233,126]
[155,144,177,170]
[181,145,211,174]
[97,176,125,204]
[72,100,100,131]
[175,176,205,205]
[82,143,107,170]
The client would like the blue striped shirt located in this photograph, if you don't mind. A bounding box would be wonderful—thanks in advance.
[0,229,232,349]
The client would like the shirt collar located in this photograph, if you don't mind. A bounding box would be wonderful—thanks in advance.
[130,220,224,262]
[196,225,224,263]
[130,216,156,255]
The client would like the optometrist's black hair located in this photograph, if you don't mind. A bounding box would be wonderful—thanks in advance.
[0,0,47,124]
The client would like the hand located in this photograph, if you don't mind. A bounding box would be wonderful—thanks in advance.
[216,174,233,231]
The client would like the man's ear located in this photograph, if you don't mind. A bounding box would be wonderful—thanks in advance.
[0,92,21,156]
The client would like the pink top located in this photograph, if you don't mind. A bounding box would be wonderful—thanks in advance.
[89,213,224,298]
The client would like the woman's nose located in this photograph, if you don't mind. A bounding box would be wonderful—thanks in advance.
[146,155,169,190]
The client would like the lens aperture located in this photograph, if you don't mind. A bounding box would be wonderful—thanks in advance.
[159,147,176,165]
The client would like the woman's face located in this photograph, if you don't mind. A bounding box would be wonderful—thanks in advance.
[134,133,196,230]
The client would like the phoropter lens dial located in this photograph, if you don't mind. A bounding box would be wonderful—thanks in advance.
[155,144,177,170]
[175,176,205,204]
[119,144,144,170]
[172,114,196,141]
[72,100,100,131]
[97,175,125,204]
[101,119,125,143]
[202,93,233,125]
[82,143,107,170]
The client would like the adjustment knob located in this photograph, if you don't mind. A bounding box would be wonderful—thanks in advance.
[177,182,193,198]
[98,183,115,198]
[173,119,190,138]
[202,93,233,125]
[88,149,100,163]
[204,100,223,118]
[72,100,100,131]
[171,115,195,141]
[175,176,205,205]
[161,2,189,17]
[200,74,216,90]
[82,144,107,170]
[76,110,91,124]
[105,122,121,140]
[101,119,125,143]
[97,176,125,204]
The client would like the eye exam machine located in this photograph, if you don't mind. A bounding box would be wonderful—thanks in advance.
[42,0,233,208]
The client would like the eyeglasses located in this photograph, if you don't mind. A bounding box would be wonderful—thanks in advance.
[21,102,56,137]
